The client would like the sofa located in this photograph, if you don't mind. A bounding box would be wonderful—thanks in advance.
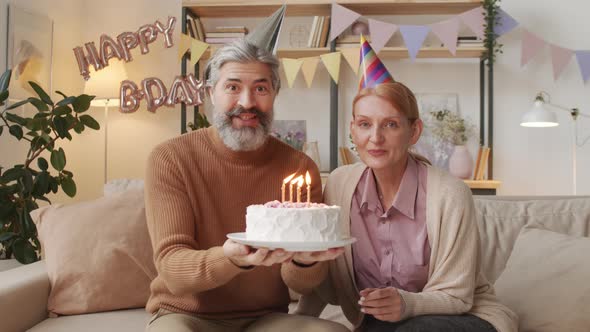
[2,194,589,332]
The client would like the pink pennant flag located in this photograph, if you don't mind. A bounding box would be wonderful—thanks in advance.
[330,3,361,42]
[521,29,546,67]
[459,6,485,40]
[430,17,460,55]
[550,44,573,81]
[368,19,398,54]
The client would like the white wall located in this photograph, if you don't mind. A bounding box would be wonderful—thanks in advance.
[0,0,181,203]
[204,5,590,196]
[1,1,589,202]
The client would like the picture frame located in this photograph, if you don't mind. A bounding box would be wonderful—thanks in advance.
[6,5,54,101]
[271,120,307,151]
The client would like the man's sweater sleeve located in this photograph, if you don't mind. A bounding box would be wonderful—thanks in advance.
[144,146,246,296]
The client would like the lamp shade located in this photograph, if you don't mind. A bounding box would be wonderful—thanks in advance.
[84,60,128,107]
[520,100,559,127]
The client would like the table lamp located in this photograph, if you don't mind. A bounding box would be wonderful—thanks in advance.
[521,92,590,194]
[83,59,128,184]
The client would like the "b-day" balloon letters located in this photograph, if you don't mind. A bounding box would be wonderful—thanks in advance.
[120,73,205,113]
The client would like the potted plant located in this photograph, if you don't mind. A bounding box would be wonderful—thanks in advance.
[429,109,477,179]
[0,69,100,264]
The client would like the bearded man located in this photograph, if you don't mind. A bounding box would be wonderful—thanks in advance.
[144,39,347,332]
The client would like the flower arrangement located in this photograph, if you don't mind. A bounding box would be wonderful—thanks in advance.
[271,130,305,151]
[428,110,476,146]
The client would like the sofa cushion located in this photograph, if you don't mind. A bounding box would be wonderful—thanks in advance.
[28,308,150,332]
[474,196,590,283]
[494,226,590,332]
[26,302,350,331]
[31,189,157,315]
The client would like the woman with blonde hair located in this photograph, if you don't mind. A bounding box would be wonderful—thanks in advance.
[285,39,517,332]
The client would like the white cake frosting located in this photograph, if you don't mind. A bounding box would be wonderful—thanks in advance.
[246,201,341,242]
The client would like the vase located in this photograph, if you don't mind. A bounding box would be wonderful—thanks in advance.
[448,145,473,179]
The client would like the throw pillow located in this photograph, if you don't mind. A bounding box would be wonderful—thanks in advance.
[494,226,590,332]
[103,178,145,196]
[31,188,156,315]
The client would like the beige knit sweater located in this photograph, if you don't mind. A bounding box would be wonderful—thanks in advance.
[144,127,326,318]
[294,163,518,332]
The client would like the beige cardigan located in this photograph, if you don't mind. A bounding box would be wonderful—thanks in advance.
[295,163,518,332]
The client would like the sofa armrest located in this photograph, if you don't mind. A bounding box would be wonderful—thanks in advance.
[0,261,50,332]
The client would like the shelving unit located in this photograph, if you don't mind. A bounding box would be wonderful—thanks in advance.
[181,0,499,194]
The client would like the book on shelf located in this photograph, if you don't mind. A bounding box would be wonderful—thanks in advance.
[205,32,247,38]
[306,16,330,48]
[186,16,205,41]
[214,26,248,33]
[205,37,241,44]
[336,34,369,44]
[185,16,197,39]
[473,146,491,180]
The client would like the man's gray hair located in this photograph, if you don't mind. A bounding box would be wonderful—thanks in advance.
[205,39,281,93]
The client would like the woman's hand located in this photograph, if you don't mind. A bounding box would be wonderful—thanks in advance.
[292,247,345,265]
[223,239,294,268]
[358,287,404,322]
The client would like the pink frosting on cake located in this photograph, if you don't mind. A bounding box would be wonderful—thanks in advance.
[263,200,328,208]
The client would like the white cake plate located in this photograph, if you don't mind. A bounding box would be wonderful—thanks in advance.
[227,233,357,252]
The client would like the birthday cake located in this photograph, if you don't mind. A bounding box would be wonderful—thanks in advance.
[246,201,342,242]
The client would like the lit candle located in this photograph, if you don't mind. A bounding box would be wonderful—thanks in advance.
[296,176,304,203]
[290,176,300,202]
[305,171,311,204]
[282,173,296,202]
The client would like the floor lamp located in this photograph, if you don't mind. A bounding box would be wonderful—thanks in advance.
[83,60,128,184]
[521,91,590,195]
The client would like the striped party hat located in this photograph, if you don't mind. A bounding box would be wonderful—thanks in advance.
[359,34,395,89]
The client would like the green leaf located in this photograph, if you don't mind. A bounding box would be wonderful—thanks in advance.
[73,121,85,134]
[53,105,72,116]
[80,114,100,130]
[35,195,51,204]
[37,157,49,171]
[73,94,94,113]
[53,116,68,138]
[0,69,12,92]
[23,168,34,194]
[55,91,68,99]
[0,126,3,136]
[12,238,39,264]
[5,112,27,125]
[56,96,76,107]
[0,201,16,219]
[33,112,51,119]
[33,171,50,196]
[27,97,49,113]
[0,232,17,242]
[6,99,29,110]
[29,81,53,105]
[1,168,23,183]
[61,176,77,197]
[50,148,66,171]
[0,90,8,104]
[9,125,23,140]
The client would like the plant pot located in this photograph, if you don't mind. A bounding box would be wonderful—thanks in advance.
[448,145,473,179]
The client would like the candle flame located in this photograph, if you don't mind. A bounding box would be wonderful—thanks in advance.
[305,171,311,185]
[283,173,296,184]
[291,175,301,185]
[297,177,304,187]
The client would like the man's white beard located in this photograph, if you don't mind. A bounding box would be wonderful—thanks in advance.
[212,107,273,151]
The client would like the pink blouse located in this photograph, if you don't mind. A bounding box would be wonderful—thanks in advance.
[350,156,430,293]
